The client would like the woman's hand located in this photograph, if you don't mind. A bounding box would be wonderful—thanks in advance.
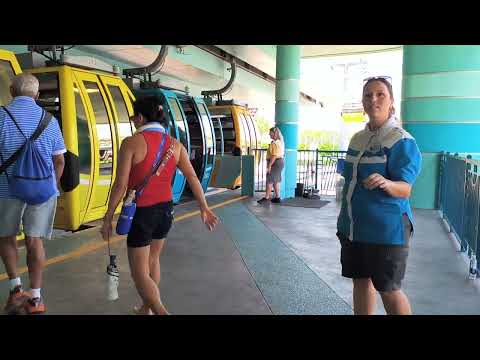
[200,207,219,231]
[363,173,392,192]
[100,217,113,241]
[363,173,412,198]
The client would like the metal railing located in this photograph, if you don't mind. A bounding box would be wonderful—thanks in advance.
[252,149,347,195]
[439,153,480,277]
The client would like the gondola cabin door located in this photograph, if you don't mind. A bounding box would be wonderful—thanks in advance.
[164,91,190,203]
[73,71,120,223]
[25,65,134,230]
[177,96,210,193]
[193,98,216,192]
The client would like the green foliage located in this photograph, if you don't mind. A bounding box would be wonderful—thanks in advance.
[299,130,340,151]
[254,115,274,147]
[256,116,272,136]
[252,116,340,151]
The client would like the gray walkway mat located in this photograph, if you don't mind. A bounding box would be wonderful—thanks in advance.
[216,202,352,315]
[273,197,330,209]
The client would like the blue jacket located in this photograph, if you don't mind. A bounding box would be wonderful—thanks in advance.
[337,116,422,245]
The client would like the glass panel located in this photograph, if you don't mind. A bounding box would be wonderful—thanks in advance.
[211,116,224,153]
[247,114,258,150]
[240,112,253,153]
[107,85,132,144]
[168,98,188,148]
[83,80,113,206]
[198,103,214,163]
[179,99,203,177]
[209,107,236,154]
[237,112,248,154]
[35,72,62,129]
[74,82,91,213]
[198,104,213,148]
[161,98,175,138]
[0,60,14,106]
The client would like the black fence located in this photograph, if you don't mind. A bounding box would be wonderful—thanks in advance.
[253,149,347,196]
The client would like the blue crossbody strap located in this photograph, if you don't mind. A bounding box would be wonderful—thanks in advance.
[135,133,167,198]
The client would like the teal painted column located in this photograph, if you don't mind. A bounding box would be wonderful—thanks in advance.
[275,45,300,199]
[402,45,480,209]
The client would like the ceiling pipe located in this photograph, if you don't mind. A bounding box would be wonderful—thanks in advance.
[201,56,236,101]
[123,45,168,77]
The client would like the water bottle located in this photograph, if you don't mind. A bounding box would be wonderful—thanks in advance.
[107,255,119,301]
[469,255,477,280]
[116,190,137,235]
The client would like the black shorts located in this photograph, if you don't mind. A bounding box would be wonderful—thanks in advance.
[127,201,174,248]
[337,215,413,292]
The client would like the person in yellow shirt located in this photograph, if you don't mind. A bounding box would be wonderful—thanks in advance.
[258,127,285,204]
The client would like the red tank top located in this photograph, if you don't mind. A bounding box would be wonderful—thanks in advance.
[128,132,176,207]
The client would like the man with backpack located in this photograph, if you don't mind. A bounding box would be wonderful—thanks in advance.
[0,73,66,314]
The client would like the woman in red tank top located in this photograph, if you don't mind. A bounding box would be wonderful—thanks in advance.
[101,96,218,315]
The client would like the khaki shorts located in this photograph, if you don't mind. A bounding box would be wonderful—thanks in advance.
[0,196,57,239]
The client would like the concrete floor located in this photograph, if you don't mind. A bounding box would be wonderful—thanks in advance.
[248,196,480,315]
[0,192,271,315]
[1,190,479,315]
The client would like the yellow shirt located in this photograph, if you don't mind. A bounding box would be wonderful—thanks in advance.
[267,139,284,159]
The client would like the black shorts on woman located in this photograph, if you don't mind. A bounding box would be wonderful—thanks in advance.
[127,201,174,248]
[337,215,413,292]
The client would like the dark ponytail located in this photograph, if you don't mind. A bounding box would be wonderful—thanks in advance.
[132,95,166,125]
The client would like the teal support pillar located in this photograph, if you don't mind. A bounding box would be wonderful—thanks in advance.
[275,45,300,199]
[402,45,480,209]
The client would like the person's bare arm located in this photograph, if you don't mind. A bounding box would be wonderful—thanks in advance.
[100,137,135,240]
[177,143,219,231]
[52,153,65,190]
[105,138,135,220]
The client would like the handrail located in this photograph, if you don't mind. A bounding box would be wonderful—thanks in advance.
[439,153,479,279]
[251,148,346,195]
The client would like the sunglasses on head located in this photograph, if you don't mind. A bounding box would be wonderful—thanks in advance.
[363,76,392,86]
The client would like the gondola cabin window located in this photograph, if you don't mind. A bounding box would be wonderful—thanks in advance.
[107,84,133,145]
[168,98,188,148]
[35,72,62,129]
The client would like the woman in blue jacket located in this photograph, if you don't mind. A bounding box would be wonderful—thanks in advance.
[337,76,422,315]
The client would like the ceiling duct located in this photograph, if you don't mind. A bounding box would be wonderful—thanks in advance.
[123,45,168,77]
[201,56,236,101]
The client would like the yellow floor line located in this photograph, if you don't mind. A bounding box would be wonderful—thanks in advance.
[174,195,248,222]
[0,195,249,281]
